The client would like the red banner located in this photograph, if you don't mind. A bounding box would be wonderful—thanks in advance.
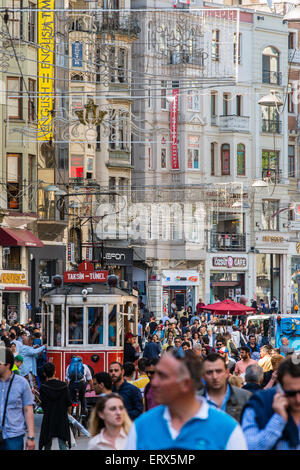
[64,262,108,283]
[170,88,179,170]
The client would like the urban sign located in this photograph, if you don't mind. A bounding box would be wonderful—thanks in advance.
[212,256,247,269]
[64,262,108,284]
[0,272,27,284]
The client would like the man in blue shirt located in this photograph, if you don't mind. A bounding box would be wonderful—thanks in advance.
[125,350,247,450]
[109,361,143,420]
[0,347,35,450]
[241,355,300,449]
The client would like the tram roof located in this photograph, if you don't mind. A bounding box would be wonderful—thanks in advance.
[43,284,138,298]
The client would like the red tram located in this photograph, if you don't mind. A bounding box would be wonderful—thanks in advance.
[41,263,138,381]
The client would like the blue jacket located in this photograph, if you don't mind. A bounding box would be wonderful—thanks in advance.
[241,387,299,448]
[143,341,161,360]
[112,380,143,421]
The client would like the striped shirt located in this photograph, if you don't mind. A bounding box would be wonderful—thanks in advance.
[242,407,300,450]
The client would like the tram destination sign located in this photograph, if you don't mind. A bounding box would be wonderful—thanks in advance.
[64,262,108,283]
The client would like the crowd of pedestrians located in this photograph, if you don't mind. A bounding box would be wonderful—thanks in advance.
[1,305,300,451]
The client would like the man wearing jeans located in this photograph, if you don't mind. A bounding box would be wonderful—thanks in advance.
[0,347,35,450]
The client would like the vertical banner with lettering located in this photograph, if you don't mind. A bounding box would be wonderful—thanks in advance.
[72,41,83,67]
[38,0,54,141]
[170,88,179,169]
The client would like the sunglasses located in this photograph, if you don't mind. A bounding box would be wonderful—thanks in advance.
[147,370,155,375]
[283,389,300,397]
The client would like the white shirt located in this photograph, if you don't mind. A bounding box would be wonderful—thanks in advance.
[88,428,127,450]
[125,397,247,450]
[66,363,92,382]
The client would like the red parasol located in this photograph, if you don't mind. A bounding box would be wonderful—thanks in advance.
[199,299,256,315]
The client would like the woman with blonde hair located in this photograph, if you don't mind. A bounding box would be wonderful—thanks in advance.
[88,393,132,450]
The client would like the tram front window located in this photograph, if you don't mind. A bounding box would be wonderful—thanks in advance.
[54,305,62,347]
[108,305,117,347]
[88,307,104,344]
[69,307,83,345]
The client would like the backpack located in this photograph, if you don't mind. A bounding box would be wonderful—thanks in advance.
[68,357,84,382]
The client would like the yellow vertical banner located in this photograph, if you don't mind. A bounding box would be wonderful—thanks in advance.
[38,0,54,141]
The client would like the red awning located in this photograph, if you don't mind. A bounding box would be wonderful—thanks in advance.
[0,227,44,248]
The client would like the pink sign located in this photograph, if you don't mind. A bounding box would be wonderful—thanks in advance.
[170,89,179,170]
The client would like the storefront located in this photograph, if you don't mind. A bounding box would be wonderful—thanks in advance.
[255,234,289,311]
[0,271,31,323]
[290,254,300,311]
[209,255,248,303]
[161,270,200,313]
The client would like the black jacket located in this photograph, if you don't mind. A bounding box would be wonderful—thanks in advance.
[112,380,143,420]
[242,383,262,394]
[39,379,72,450]
[124,342,139,363]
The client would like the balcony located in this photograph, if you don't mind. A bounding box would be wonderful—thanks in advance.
[107,150,132,169]
[262,70,282,86]
[97,11,140,36]
[261,119,282,134]
[210,232,246,252]
[288,49,300,64]
[211,116,218,126]
[262,168,282,183]
[2,262,22,271]
[219,115,249,133]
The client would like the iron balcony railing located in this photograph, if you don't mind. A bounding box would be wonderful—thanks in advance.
[210,232,246,252]
[261,119,282,134]
[262,70,282,86]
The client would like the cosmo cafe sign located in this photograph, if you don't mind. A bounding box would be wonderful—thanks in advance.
[212,256,248,270]
[64,262,108,283]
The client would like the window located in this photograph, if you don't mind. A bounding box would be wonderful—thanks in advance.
[187,136,200,169]
[71,88,83,117]
[288,145,295,178]
[88,307,104,344]
[161,81,167,110]
[221,144,230,175]
[68,307,83,345]
[261,106,281,133]
[237,143,245,176]
[161,137,167,169]
[211,142,216,176]
[7,77,22,119]
[262,150,280,176]
[117,48,127,83]
[28,79,36,122]
[223,93,230,116]
[262,200,279,231]
[212,30,220,61]
[289,32,296,49]
[236,95,242,116]
[262,46,280,85]
[7,0,23,39]
[109,109,117,149]
[211,92,217,123]
[233,33,241,64]
[108,305,117,346]
[187,90,200,111]
[7,153,21,210]
[148,147,152,169]
[28,2,36,42]
[148,22,152,51]
[28,154,35,211]
[288,83,295,113]
[70,155,83,178]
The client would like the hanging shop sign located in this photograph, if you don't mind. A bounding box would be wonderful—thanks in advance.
[162,270,199,286]
[64,262,108,283]
[38,0,54,141]
[72,41,83,67]
[170,88,179,170]
[212,256,247,269]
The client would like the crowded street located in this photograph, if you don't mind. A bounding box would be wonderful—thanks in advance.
[2,0,300,456]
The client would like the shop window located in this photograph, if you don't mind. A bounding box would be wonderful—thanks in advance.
[68,307,83,345]
[237,143,245,176]
[108,305,117,346]
[256,254,280,307]
[262,199,279,231]
[88,307,104,344]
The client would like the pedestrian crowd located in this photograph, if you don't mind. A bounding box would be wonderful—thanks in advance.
[1,303,300,451]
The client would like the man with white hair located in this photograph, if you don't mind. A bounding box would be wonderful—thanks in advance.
[242,364,264,394]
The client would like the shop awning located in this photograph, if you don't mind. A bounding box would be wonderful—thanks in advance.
[0,227,44,248]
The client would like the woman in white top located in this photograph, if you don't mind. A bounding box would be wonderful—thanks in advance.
[88,393,132,450]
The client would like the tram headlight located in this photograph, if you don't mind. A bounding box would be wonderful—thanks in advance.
[82,288,88,302]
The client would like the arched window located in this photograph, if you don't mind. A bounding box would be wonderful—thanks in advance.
[237,143,245,176]
[262,46,280,85]
[221,144,230,176]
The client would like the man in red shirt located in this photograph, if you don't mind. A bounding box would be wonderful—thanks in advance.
[234,346,257,377]
[196,298,205,314]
